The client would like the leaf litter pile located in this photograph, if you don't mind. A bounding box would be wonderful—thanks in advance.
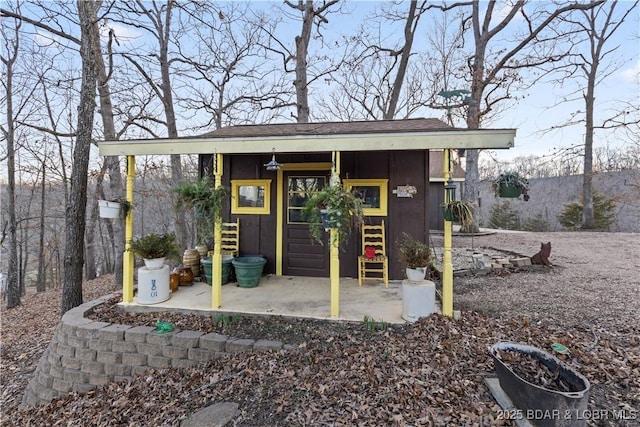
[495,349,577,393]
[2,279,639,426]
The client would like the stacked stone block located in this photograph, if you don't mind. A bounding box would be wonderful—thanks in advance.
[21,294,284,408]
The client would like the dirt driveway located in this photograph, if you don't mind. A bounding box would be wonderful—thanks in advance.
[430,230,640,331]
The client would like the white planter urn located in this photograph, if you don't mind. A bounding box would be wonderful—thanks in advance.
[405,267,427,283]
[402,279,436,322]
[143,257,166,270]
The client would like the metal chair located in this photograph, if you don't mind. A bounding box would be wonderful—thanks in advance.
[358,220,388,287]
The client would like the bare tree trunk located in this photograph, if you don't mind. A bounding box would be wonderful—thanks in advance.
[577,2,633,228]
[286,0,339,123]
[90,14,125,282]
[293,1,313,123]
[85,197,99,280]
[61,0,100,315]
[36,158,47,292]
[582,75,595,229]
[89,162,108,280]
[2,13,21,308]
[461,1,603,233]
[384,0,423,120]
[120,0,186,247]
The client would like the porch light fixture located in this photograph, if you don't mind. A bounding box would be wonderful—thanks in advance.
[264,148,281,171]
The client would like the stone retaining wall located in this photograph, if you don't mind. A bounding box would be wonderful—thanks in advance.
[21,294,286,408]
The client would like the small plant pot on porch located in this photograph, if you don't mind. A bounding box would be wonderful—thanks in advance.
[232,256,267,288]
[491,342,591,427]
[201,256,233,285]
[405,267,428,282]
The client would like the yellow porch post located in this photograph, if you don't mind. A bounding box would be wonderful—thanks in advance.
[212,153,223,308]
[275,168,284,276]
[123,155,135,303]
[442,149,454,317]
[330,151,340,317]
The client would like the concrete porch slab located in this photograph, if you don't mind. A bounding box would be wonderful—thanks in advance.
[119,275,440,324]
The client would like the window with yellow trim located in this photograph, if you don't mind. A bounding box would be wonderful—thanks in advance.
[231,180,271,214]
[343,179,388,216]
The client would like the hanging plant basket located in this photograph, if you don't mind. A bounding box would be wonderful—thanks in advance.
[98,199,132,219]
[302,183,364,245]
[98,200,121,219]
[491,172,530,200]
[440,200,475,228]
[441,204,456,221]
[497,183,523,198]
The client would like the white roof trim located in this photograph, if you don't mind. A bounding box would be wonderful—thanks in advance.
[99,129,516,156]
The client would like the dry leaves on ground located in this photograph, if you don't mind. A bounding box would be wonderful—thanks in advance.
[1,232,639,426]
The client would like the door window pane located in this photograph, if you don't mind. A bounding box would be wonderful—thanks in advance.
[288,177,326,223]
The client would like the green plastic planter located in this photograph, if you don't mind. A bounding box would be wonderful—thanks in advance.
[201,256,233,286]
[498,184,522,198]
[232,256,267,288]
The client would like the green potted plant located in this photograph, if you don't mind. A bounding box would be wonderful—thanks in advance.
[128,232,180,269]
[172,178,229,238]
[441,199,475,228]
[396,232,437,322]
[98,198,132,220]
[302,182,364,245]
[396,232,433,282]
[491,172,530,200]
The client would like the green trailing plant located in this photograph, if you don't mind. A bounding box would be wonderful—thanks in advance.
[396,232,432,269]
[491,171,530,200]
[558,192,616,230]
[172,179,229,243]
[488,201,521,230]
[128,232,180,260]
[441,199,475,229]
[302,183,364,245]
[116,199,133,220]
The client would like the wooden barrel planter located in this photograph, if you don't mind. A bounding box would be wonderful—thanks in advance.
[491,342,590,427]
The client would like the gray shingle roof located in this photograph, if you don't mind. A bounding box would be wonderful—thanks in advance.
[201,118,452,138]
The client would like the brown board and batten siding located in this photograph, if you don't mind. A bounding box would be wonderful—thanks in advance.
[213,150,431,281]
[339,150,430,280]
[222,152,332,277]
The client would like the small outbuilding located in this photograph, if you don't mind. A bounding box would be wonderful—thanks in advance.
[99,118,515,317]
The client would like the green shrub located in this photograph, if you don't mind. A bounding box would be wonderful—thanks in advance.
[488,201,520,230]
[522,212,550,232]
[558,191,616,230]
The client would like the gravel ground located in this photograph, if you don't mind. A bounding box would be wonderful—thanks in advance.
[1,231,638,426]
[430,230,640,330]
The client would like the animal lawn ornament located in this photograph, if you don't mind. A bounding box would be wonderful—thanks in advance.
[531,242,552,266]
